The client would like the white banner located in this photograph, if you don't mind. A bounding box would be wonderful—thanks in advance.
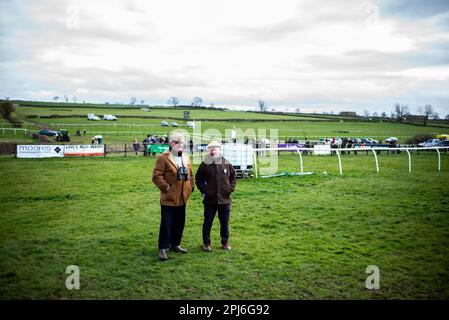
[64,144,104,156]
[17,145,65,158]
[313,144,331,155]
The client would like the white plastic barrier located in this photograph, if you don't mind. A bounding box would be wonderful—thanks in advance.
[251,146,448,177]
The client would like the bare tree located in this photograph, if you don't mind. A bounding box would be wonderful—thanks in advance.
[167,96,179,107]
[363,110,370,117]
[64,95,69,103]
[445,114,449,120]
[432,113,440,120]
[4,97,10,101]
[53,96,59,102]
[393,103,409,122]
[191,97,203,107]
[140,99,145,105]
[381,112,387,118]
[130,97,137,106]
[372,112,379,117]
[258,100,267,112]
[417,104,435,126]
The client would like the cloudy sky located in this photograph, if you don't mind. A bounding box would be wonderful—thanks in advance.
[1,0,449,115]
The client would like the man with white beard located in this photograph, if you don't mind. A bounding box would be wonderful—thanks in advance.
[195,141,236,252]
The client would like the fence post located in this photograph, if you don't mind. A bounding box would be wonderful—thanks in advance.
[104,144,107,158]
[125,143,127,157]
[336,150,342,175]
[435,147,441,172]
[406,149,411,173]
[295,148,304,173]
[371,149,379,173]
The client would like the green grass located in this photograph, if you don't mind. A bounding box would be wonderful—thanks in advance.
[1,103,447,145]
[15,105,323,120]
[1,152,448,299]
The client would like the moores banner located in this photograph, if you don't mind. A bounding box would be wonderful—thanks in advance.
[17,145,65,158]
[64,145,105,156]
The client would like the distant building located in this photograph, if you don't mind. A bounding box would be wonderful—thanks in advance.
[339,111,357,117]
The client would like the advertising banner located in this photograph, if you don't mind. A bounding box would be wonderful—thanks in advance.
[17,145,65,158]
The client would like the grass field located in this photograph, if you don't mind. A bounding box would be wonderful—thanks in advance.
[1,152,448,299]
[1,103,447,145]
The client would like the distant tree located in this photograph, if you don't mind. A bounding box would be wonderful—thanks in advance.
[295,108,300,113]
[140,99,145,105]
[330,110,334,115]
[363,110,370,117]
[4,97,10,101]
[167,96,179,107]
[191,97,203,107]
[130,97,137,106]
[445,114,449,120]
[381,112,387,118]
[432,113,440,120]
[73,96,77,103]
[210,102,215,108]
[0,100,15,117]
[64,95,69,103]
[53,96,59,102]
[271,108,276,112]
[417,104,435,126]
[392,103,409,122]
[372,112,378,117]
[258,100,267,112]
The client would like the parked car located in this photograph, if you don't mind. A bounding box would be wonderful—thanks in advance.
[385,137,398,143]
[187,121,195,129]
[103,114,117,121]
[38,129,58,136]
[87,113,100,121]
[160,121,169,127]
[436,140,449,147]
[170,122,178,127]
[418,139,440,147]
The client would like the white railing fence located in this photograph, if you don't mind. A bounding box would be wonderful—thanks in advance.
[252,146,449,178]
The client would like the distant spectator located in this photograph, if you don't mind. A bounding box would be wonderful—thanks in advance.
[133,138,140,155]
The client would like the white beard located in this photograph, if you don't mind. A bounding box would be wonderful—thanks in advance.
[204,154,222,165]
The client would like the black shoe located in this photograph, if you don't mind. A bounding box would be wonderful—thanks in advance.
[171,245,187,254]
[159,249,168,261]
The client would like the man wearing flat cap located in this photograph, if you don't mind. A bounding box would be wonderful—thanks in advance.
[195,141,236,252]
[152,132,194,261]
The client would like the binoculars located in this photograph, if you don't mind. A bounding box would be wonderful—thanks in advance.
[177,166,189,181]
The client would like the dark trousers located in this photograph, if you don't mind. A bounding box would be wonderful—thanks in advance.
[202,204,231,245]
[158,205,186,250]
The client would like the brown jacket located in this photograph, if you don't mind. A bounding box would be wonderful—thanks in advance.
[195,156,236,205]
[152,151,194,206]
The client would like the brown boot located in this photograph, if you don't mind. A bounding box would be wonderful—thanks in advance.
[202,244,211,252]
[159,249,168,261]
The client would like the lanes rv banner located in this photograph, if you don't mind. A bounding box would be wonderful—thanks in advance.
[64,145,104,156]
[17,145,65,158]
